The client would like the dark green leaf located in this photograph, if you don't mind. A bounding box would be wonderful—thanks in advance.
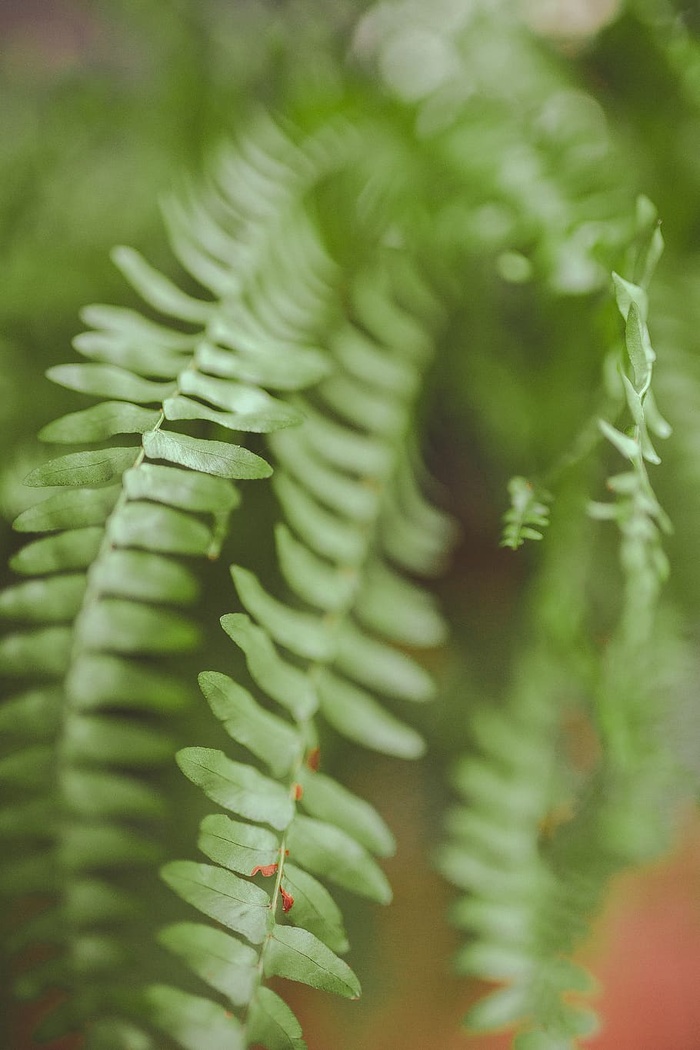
[176,747,294,831]
[60,823,161,870]
[0,687,61,738]
[144,429,271,479]
[159,923,257,1007]
[286,815,392,904]
[0,574,85,622]
[264,925,360,999]
[47,364,176,404]
[0,626,72,676]
[221,613,317,720]
[0,746,53,787]
[199,670,302,777]
[161,861,269,943]
[39,403,160,443]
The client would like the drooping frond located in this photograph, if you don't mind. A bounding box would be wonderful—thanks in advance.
[152,212,457,1047]
[0,115,348,1048]
[440,208,678,1048]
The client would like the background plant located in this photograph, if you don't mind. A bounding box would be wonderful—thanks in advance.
[3,2,700,1048]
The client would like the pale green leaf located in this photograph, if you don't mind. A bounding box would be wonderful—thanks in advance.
[197,813,280,875]
[146,985,245,1050]
[91,550,199,606]
[67,654,190,712]
[108,502,213,556]
[73,331,189,379]
[272,472,366,564]
[299,406,391,475]
[281,863,348,954]
[164,393,300,434]
[13,487,120,533]
[319,670,425,759]
[625,303,651,390]
[161,861,269,943]
[0,574,85,622]
[264,925,360,999]
[221,613,318,720]
[176,747,294,831]
[331,324,417,396]
[80,598,200,654]
[247,986,306,1050]
[275,525,355,611]
[159,923,258,1007]
[335,621,435,702]
[199,670,302,777]
[612,271,648,322]
[198,336,329,391]
[231,566,335,661]
[286,815,392,904]
[39,403,160,443]
[179,370,301,424]
[123,461,239,515]
[47,363,176,403]
[297,767,395,858]
[268,430,379,522]
[112,245,213,324]
[81,303,194,349]
[144,429,271,479]
[320,372,403,436]
[465,985,531,1031]
[24,447,137,487]
[355,559,447,647]
[598,419,639,460]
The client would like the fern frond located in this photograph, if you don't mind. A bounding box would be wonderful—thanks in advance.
[0,115,345,1046]
[441,211,677,1048]
[154,225,456,1045]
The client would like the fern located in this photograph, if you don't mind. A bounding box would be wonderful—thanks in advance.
[0,115,350,1047]
[150,210,456,1045]
[440,208,678,1048]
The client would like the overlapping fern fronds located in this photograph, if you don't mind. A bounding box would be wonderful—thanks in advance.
[151,230,457,1047]
[0,115,351,1047]
[440,210,678,1048]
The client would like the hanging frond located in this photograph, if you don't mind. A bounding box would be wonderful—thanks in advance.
[153,229,457,1046]
[440,209,678,1048]
[0,114,348,1047]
